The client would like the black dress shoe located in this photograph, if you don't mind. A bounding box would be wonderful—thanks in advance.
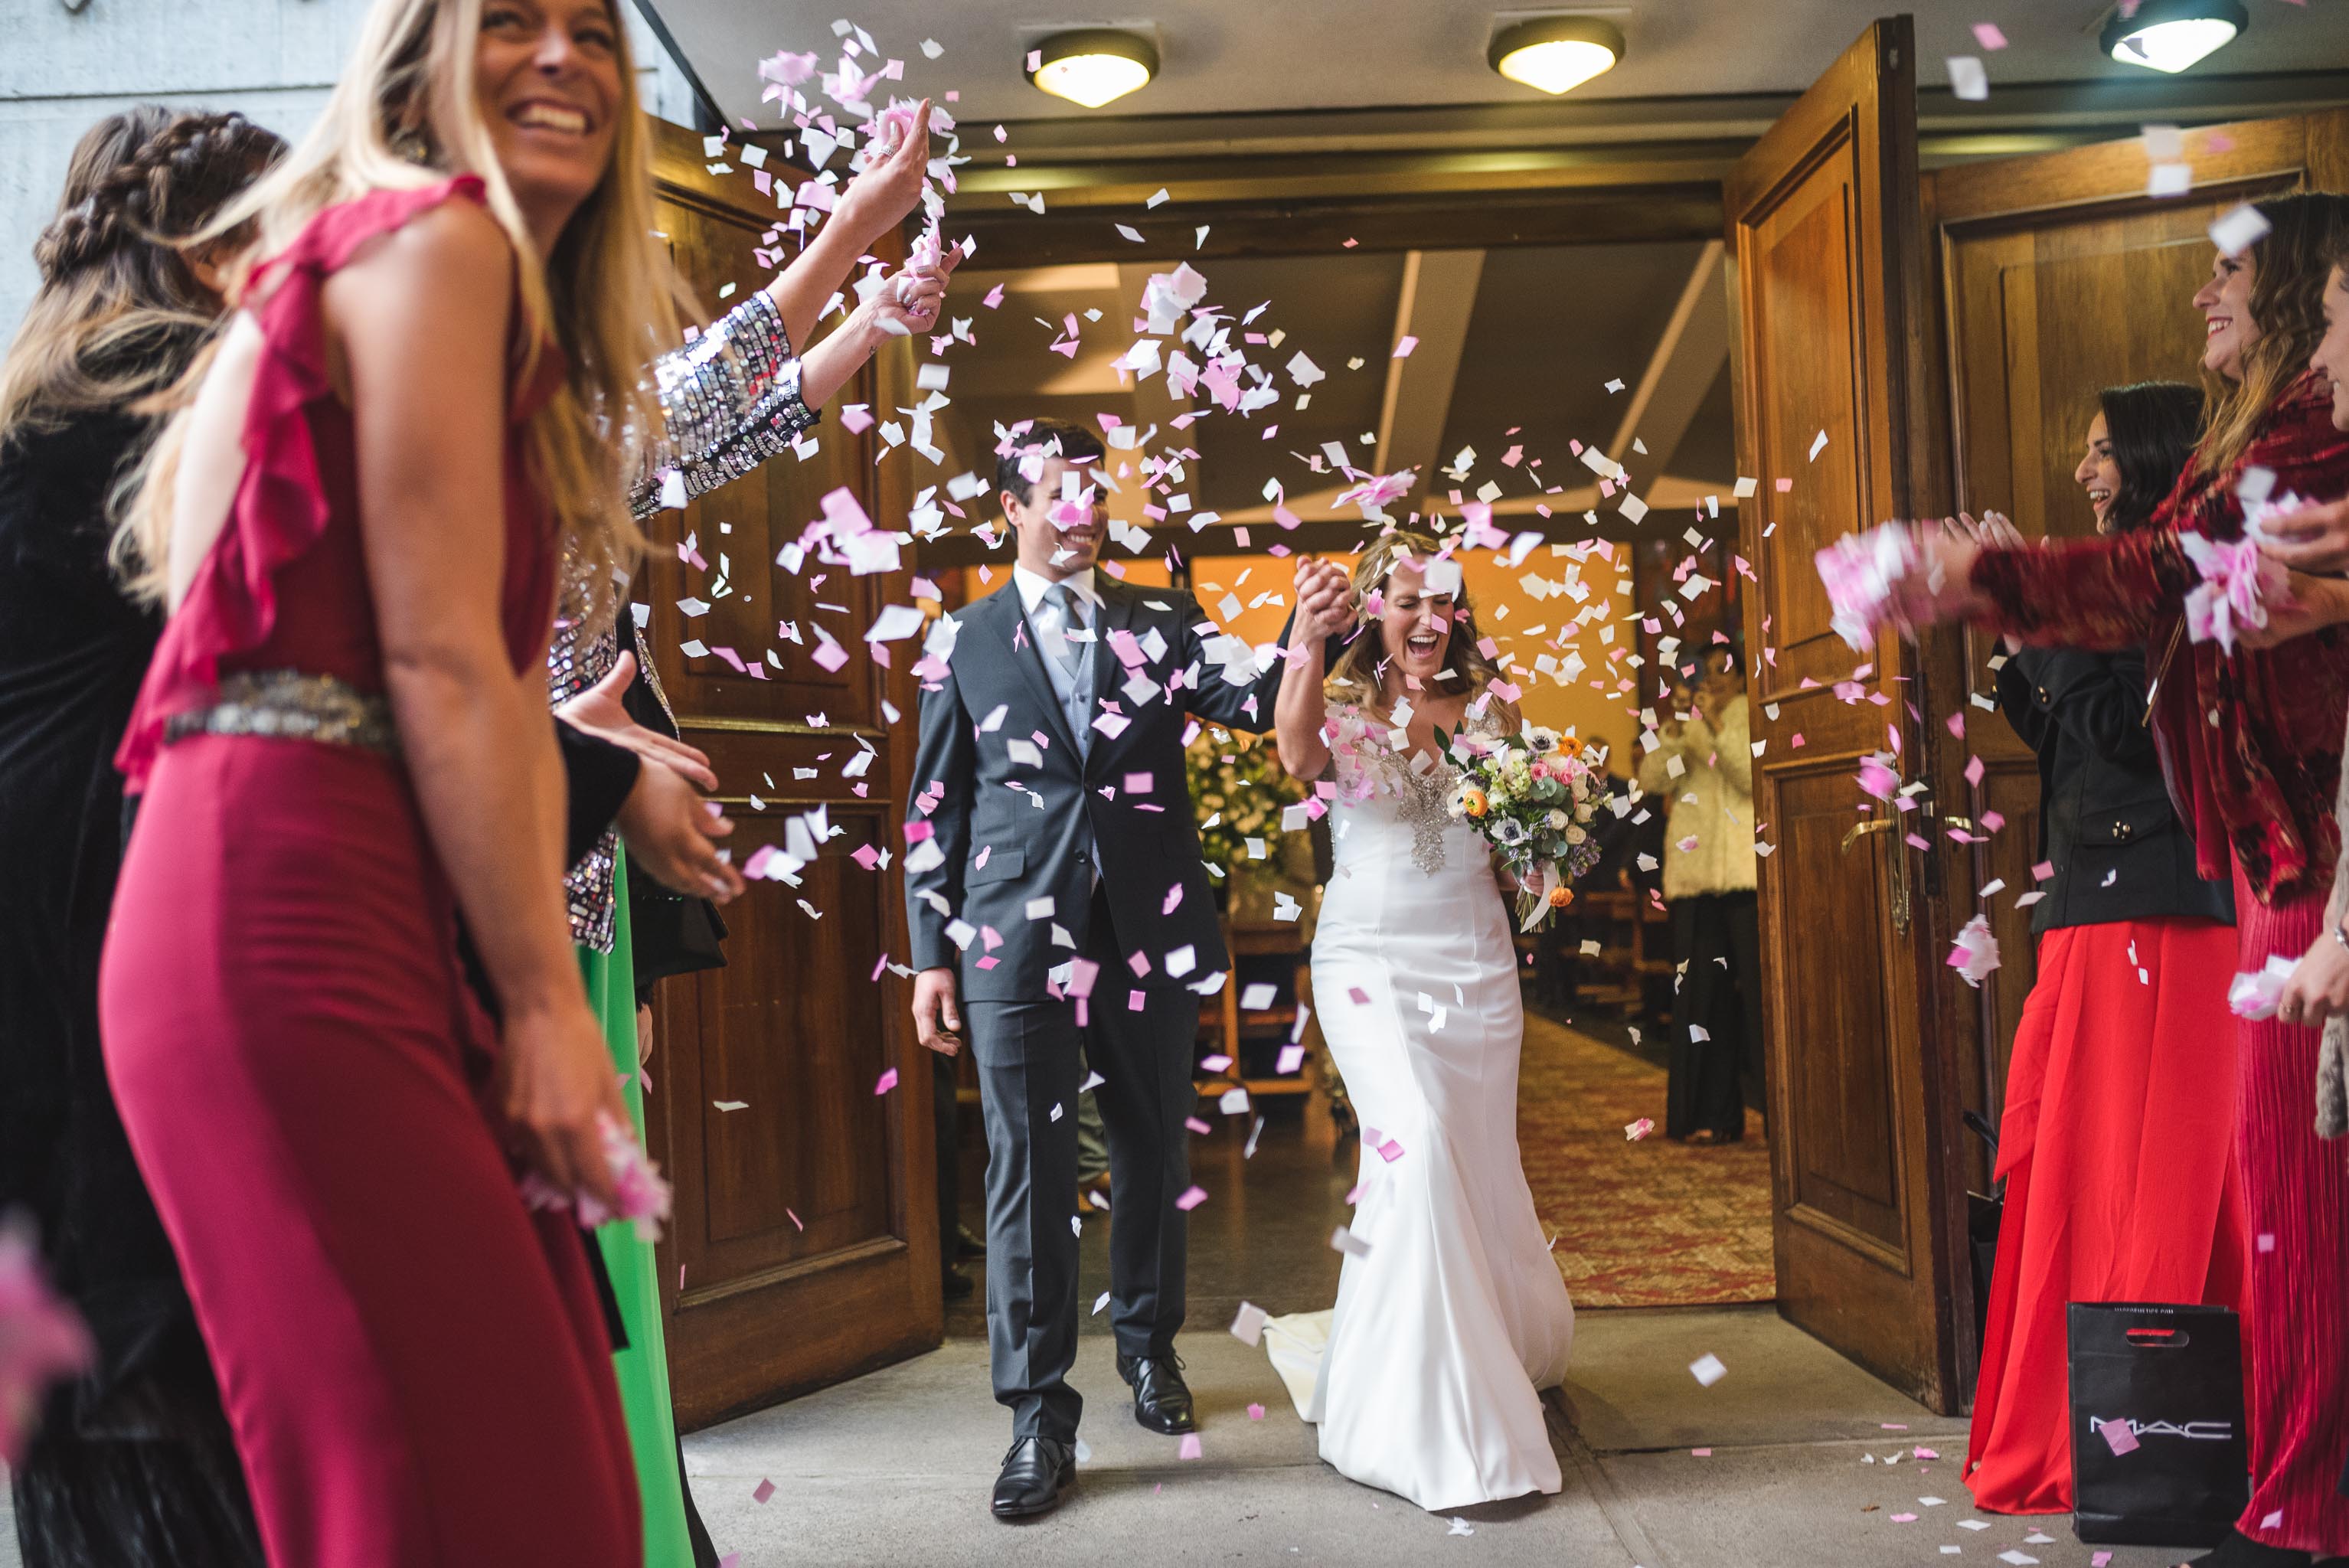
[990,1436,1074,1519]
[2177,1530,2313,1568]
[941,1266,975,1300]
[1117,1351,1196,1435]
[956,1223,987,1260]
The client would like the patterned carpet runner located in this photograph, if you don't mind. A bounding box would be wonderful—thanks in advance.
[1518,1014,1775,1308]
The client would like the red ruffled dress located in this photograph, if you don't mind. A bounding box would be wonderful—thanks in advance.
[98,178,638,1566]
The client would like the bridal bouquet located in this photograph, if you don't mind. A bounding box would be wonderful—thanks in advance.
[1444,721,1610,929]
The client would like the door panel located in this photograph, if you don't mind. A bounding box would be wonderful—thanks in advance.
[642,121,941,1429]
[1929,108,2349,1168]
[1728,15,1971,1410]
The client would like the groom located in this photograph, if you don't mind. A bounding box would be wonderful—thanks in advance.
[904,419,1337,1518]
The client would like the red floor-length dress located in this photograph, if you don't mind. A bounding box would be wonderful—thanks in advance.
[98,178,639,1567]
[1965,916,2248,1512]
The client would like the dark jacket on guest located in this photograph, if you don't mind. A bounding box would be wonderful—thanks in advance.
[1995,643,2234,935]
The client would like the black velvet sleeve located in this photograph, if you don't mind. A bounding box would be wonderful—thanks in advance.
[555,718,641,871]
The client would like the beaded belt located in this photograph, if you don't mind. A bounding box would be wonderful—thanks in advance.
[163,670,398,756]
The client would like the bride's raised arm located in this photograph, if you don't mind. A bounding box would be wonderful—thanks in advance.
[1276,557,1351,779]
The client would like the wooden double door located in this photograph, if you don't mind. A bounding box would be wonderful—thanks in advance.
[635,123,941,1429]
[1730,19,2347,1411]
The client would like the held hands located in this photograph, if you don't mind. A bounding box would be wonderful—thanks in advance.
[554,652,717,790]
[616,759,746,904]
[912,967,963,1057]
[500,994,632,1211]
[831,97,935,250]
[1290,556,1354,648]
[2256,496,2349,575]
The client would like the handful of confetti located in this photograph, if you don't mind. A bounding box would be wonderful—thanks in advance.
[2179,531,2287,655]
[2229,954,2300,1021]
[0,1218,94,1465]
[1948,914,2001,988]
[518,1111,675,1241]
[1442,720,1610,929]
[1815,521,1926,652]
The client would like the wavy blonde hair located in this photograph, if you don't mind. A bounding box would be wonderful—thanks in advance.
[1325,528,1513,724]
[116,0,678,631]
[2191,190,2349,485]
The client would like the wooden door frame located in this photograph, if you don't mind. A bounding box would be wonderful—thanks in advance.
[642,117,943,1429]
[1722,15,1978,1413]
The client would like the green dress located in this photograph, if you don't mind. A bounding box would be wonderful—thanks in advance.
[576,857,694,1567]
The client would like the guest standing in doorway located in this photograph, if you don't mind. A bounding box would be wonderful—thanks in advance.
[1637,644,1761,1144]
[1964,383,2244,1517]
[1875,191,2349,1568]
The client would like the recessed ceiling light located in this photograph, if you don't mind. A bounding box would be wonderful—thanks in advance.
[2100,0,2248,74]
[1027,28,1159,109]
[1488,15,1626,96]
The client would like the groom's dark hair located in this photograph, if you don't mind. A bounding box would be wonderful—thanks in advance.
[995,418,1106,511]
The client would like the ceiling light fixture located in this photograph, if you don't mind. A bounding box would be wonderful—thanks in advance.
[1027,28,1159,109]
[1488,15,1626,96]
[2099,0,2248,74]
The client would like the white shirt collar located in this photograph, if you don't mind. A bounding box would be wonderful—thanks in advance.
[1012,563,1099,616]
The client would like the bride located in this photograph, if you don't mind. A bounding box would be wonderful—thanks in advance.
[1264,531,1576,1511]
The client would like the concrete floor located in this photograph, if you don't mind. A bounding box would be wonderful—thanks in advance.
[679,1096,2207,1568]
[0,1079,2216,1568]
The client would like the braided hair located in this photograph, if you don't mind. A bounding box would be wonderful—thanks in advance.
[0,106,283,443]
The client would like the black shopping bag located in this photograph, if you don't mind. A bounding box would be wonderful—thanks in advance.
[2067,1302,2249,1546]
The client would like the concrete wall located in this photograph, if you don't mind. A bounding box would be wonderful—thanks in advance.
[0,0,697,335]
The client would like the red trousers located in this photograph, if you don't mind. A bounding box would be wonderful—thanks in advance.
[1965,916,2248,1514]
[2233,869,2349,1553]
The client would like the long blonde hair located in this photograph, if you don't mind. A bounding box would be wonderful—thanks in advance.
[2191,190,2349,485]
[116,0,678,630]
[1325,528,1511,720]
[0,107,282,446]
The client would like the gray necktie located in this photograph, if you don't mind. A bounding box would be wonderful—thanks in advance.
[1045,583,1087,681]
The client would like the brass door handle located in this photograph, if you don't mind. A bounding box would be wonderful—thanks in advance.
[1838,816,1912,936]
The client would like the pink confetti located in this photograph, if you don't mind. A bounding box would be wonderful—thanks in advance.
[1625,1117,1655,1141]
[1376,1138,1405,1163]
[1178,1432,1203,1459]
[1392,335,1419,358]
[2098,1419,2139,1456]
[1691,1447,1712,1456]
[874,1068,899,1096]
[752,1478,776,1504]
[1948,914,2000,988]
[517,1109,673,1240]
[1175,1185,1208,1211]
[1247,1403,1266,1421]
[1972,21,2008,49]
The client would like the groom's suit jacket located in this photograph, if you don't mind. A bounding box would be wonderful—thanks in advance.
[905,575,1284,1002]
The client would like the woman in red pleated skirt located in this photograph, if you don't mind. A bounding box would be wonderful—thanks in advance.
[1965,382,2247,1514]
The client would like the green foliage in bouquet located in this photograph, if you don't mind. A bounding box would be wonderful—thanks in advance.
[1184,726,1308,880]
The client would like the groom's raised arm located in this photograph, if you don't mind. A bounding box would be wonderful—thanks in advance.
[1174,593,1294,734]
[905,650,975,972]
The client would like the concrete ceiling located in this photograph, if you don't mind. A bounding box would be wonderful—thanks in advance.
[652,0,2347,129]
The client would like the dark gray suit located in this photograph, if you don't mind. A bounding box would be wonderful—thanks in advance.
[906,573,1281,1439]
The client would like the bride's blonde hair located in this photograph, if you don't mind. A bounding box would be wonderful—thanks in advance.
[1326,528,1514,725]
[116,0,679,632]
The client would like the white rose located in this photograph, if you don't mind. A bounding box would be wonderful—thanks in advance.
[1548,808,1569,829]
[1564,825,1587,845]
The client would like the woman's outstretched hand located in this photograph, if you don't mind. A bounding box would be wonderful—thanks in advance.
[554,651,717,790]
[2256,496,2349,574]
[832,98,934,250]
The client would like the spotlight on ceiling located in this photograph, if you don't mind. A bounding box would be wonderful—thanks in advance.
[1488,15,1626,96]
[2100,0,2248,74]
[1027,28,1159,108]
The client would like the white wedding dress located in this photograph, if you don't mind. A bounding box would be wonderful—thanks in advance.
[1264,702,1576,1513]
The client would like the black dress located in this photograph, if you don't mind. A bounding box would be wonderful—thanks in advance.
[0,345,266,1566]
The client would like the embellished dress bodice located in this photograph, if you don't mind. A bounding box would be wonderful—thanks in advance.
[1320,697,1508,879]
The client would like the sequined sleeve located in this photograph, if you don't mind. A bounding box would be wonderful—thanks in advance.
[627,289,822,522]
